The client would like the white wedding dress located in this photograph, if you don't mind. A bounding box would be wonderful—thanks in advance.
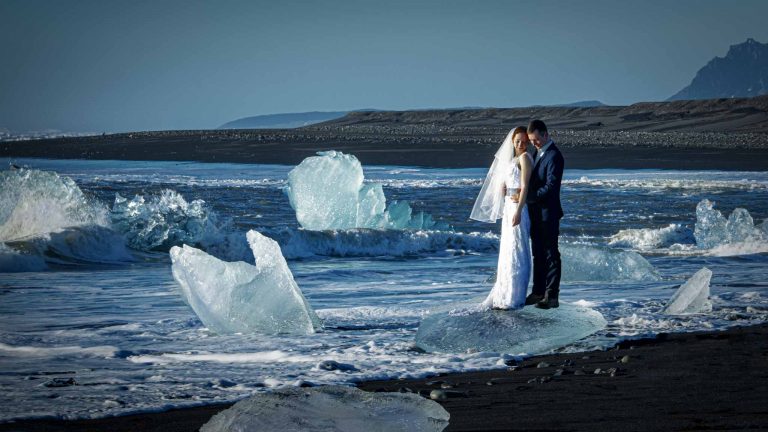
[481,154,532,310]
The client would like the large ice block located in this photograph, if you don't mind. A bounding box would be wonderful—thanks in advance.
[200,385,450,432]
[662,267,713,315]
[169,230,321,335]
[415,303,607,355]
[285,151,447,230]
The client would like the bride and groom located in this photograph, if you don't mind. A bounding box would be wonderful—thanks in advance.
[470,120,564,310]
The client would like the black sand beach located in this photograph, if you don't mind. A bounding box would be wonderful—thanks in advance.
[2,323,767,432]
[3,96,768,170]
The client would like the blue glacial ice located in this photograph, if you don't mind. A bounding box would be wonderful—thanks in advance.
[285,151,448,231]
[662,267,713,315]
[200,385,450,432]
[561,244,660,281]
[169,229,322,335]
[415,303,607,355]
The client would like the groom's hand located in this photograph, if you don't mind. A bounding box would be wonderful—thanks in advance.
[510,192,520,202]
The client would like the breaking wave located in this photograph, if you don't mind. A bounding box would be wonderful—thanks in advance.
[607,199,768,256]
[0,168,132,271]
[1,167,665,282]
[609,224,695,250]
[271,228,498,258]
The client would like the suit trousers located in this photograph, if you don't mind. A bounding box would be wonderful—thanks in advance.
[530,217,561,297]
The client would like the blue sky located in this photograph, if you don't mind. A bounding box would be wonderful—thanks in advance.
[1,0,767,132]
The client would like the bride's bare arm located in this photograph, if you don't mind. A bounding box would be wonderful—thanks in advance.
[512,155,532,226]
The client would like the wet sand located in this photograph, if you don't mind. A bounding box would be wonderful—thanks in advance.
[2,323,767,432]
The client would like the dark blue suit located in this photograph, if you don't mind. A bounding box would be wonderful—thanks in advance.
[526,141,564,298]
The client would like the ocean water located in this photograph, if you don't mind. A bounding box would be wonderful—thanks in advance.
[1,158,767,421]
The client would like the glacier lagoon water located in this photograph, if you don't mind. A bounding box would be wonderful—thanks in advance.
[1,157,767,421]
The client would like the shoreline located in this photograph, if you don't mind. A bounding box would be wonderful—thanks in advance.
[3,144,768,171]
[3,322,767,431]
[4,96,768,170]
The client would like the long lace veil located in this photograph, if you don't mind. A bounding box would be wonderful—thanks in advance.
[469,130,515,223]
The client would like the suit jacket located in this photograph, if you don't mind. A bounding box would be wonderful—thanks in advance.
[526,142,565,222]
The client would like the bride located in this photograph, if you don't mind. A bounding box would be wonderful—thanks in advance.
[470,127,533,309]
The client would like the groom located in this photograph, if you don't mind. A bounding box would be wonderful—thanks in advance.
[513,120,564,309]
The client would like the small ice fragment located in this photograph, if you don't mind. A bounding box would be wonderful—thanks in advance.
[662,267,713,315]
[200,385,450,432]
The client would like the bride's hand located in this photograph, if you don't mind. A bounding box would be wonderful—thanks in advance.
[512,211,521,226]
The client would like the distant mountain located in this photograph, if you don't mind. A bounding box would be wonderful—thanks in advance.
[218,111,351,129]
[525,100,607,108]
[218,102,608,130]
[669,38,768,101]
[556,100,606,107]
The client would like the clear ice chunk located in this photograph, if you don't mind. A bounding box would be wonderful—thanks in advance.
[662,267,713,315]
[200,385,450,432]
[415,303,607,355]
[285,151,447,231]
[694,199,766,249]
[169,230,322,335]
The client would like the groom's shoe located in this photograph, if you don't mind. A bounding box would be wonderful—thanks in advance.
[535,292,559,309]
[525,293,544,306]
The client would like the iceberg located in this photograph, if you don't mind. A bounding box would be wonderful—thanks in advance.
[169,230,322,335]
[561,244,660,281]
[415,303,607,355]
[662,267,713,315]
[285,151,447,231]
[200,385,450,432]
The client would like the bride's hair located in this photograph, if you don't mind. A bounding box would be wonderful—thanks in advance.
[511,126,528,158]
